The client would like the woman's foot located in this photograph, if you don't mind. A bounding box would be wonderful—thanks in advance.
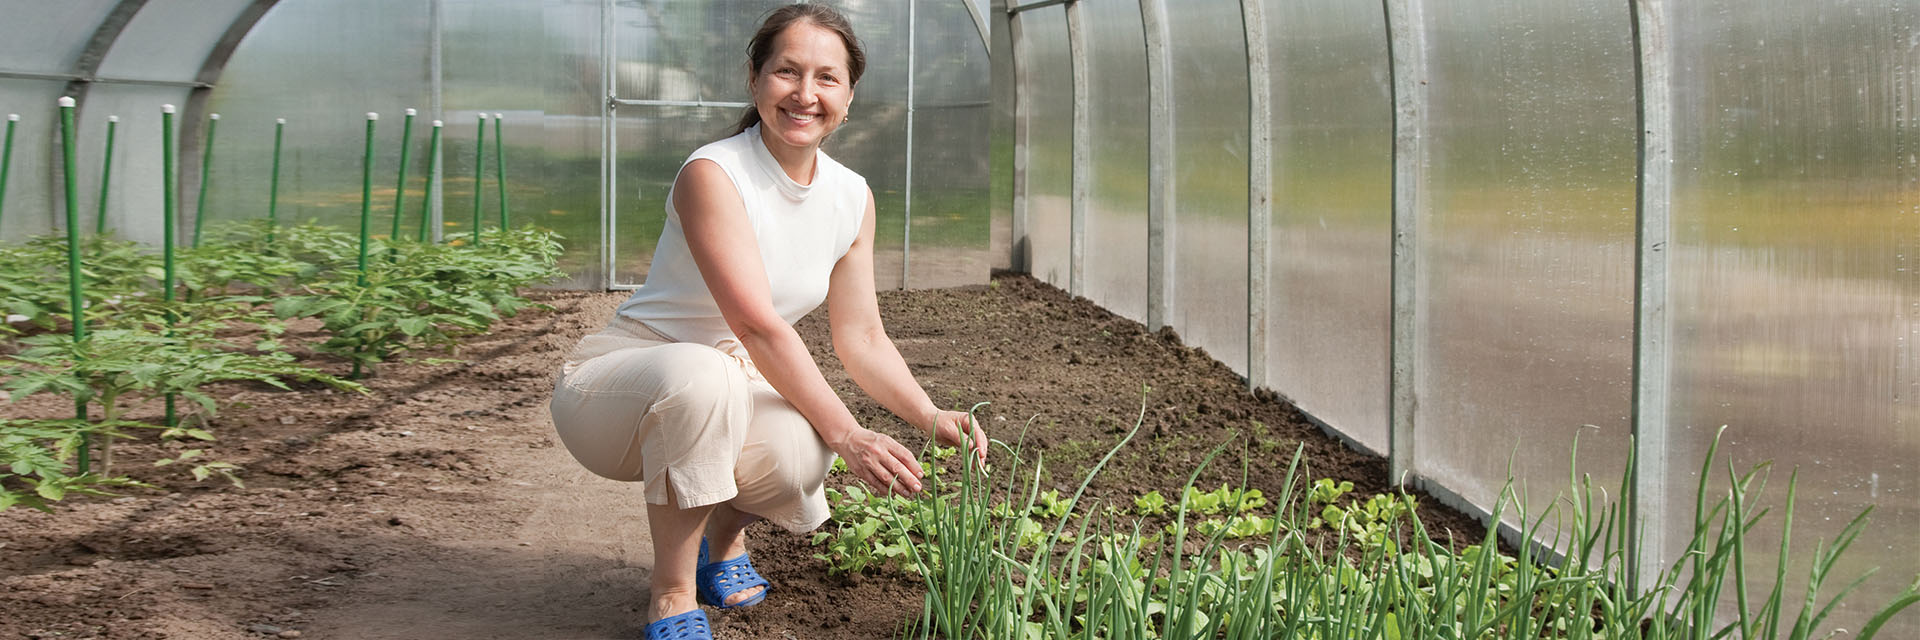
[696,537,770,608]
[644,608,710,640]
[700,506,767,606]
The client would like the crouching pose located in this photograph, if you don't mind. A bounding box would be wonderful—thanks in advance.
[547,5,987,638]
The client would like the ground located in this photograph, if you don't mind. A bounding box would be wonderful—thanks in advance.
[0,274,1486,639]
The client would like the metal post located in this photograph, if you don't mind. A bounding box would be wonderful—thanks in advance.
[430,0,445,243]
[471,113,485,245]
[192,113,219,247]
[1139,0,1174,331]
[95,116,117,234]
[392,108,416,243]
[1243,0,1272,392]
[1066,0,1089,296]
[1383,0,1429,484]
[1009,11,1030,272]
[1627,0,1673,597]
[267,118,283,243]
[601,0,616,288]
[904,0,918,289]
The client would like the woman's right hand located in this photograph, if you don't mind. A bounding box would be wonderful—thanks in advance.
[830,427,924,496]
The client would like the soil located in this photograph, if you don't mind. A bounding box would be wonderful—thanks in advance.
[0,273,1488,639]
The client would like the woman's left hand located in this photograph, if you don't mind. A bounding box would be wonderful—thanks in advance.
[928,409,988,469]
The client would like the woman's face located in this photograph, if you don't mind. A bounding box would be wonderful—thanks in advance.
[749,21,854,156]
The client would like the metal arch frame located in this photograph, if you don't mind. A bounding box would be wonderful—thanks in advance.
[1627,0,1674,598]
[1383,0,1427,486]
[180,0,284,244]
[963,0,990,54]
[1243,0,1272,393]
[1139,0,1172,332]
[1065,0,1087,296]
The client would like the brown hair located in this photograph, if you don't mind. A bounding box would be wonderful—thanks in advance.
[732,3,866,135]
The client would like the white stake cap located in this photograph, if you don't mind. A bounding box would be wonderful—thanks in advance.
[57,96,75,107]
[367,112,378,120]
[209,113,220,120]
[276,118,286,125]
[108,115,119,123]
[7,114,18,121]
[432,120,444,127]
[477,112,487,119]
[493,113,503,119]
[162,104,176,114]
[406,108,417,116]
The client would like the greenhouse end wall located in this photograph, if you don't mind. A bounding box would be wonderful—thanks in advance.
[998,0,1917,636]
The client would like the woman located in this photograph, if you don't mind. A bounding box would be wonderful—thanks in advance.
[548,5,987,638]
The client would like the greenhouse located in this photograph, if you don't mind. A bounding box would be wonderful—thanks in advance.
[1,0,1914,639]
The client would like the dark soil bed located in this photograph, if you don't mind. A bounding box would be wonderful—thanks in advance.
[1,273,1487,639]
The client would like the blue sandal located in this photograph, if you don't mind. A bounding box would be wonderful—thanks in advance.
[645,609,710,640]
[696,538,770,609]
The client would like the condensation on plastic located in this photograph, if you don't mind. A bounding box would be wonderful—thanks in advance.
[204,0,432,241]
[907,0,992,289]
[0,0,119,75]
[1167,0,1249,375]
[93,0,259,81]
[1019,8,1072,291]
[0,79,65,240]
[1263,0,1394,453]
[1668,2,1918,635]
[1413,0,1638,525]
[612,1,785,105]
[71,83,191,246]
[443,0,603,288]
[1080,0,1148,322]
[988,0,1015,272]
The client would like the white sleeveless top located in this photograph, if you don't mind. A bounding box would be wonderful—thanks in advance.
[615,124,867,346]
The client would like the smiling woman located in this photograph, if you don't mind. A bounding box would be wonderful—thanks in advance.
[546,4,986,640]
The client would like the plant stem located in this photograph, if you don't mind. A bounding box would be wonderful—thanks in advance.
[493,113,507,230]
[95,116,116,235]
[192,113,218,247]
[58,97,89,468]
[471,113,485,246]
[420,120,443,243]
[267,118,284,245]
[0,113,16,230]
[391,109,415,247]
[162,105,179,429]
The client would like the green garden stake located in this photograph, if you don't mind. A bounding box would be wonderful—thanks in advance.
[161,105,179,429]
[95,116,117,234]
[267,118,284,244]
[192,113,219,247]
[0,114,17,231]
[390,108,415,245]
[358,112,377,286]
[58,97,90,469]
[419,119,443,243]
[493,113,508,231]
[471,112,486,246]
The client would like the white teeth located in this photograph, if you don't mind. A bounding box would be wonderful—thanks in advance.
[784,109,817,122]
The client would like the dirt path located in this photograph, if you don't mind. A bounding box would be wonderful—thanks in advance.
[3,275,1485,639]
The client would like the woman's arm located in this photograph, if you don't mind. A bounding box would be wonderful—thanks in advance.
[675,161,926,495]
[827,188,989,468]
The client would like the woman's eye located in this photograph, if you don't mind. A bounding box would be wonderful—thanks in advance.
[819,74,839,85]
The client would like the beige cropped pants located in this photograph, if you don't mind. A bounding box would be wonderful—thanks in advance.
[548,316,836,533]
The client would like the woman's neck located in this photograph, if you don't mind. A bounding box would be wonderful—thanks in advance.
[757,131,818,185]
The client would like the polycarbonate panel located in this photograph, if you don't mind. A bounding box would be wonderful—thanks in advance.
[1264,0,1393,453]
[1167,0,1248,375]
[206,0,431,237]
[612,106,742,286]
[1080,0,1147,322]
[1669,2,1920,636]
[94,0,256,81]
[906,0,991,289]
[73,84,192,246]
[829,1,910,292]
[0,79,64,241]
[988,0,1014,272]
[1415,0,1637,525]
[444,0,605,288]
[611,1,786,104]
[0,0,118,75]
[1019,8,1071,290]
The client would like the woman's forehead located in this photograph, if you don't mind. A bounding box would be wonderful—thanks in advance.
[767,23,848,69]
